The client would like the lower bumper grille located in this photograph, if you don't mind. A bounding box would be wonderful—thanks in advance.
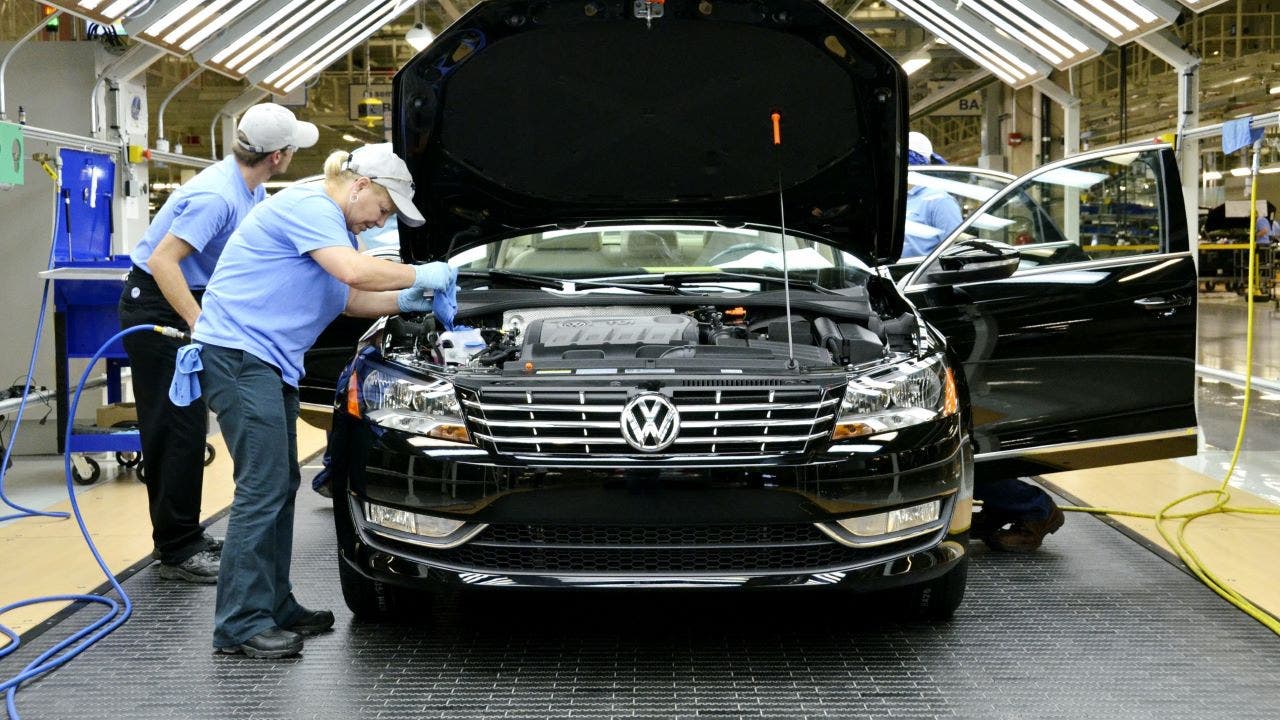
[384,523,906,575]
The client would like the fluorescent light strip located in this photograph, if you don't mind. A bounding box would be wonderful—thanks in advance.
[910,0,1039,75]
[177,0,258,50]
[209,0,311,63]
[226,0,343,73]
[963,0,1063,64]
[1004,0,1091,54]
[1054,0,1120,38]
[263,0,397,85]
[1081,0,1139,32]
[894,8,1020,84]
[144,0,203,36]
[165,0,235,46]
[972,0,1081,59]
[277,4,406,92]
[273,3,402,91]
[898,0,1036,80]
[1113,0,1158,23]
[78,1,106,9]
[99,0,143,17]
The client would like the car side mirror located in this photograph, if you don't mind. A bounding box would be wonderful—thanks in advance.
[925,239,1020,285]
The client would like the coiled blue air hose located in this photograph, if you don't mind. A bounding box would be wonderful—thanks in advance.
[0,323,188,720]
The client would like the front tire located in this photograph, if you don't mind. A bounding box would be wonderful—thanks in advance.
[338,556,431,621]
[894,557,968,622]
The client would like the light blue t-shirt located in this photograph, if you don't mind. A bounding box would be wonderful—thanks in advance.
[902,185,964,258]
[193,185,356,387]
[130,156,265,288]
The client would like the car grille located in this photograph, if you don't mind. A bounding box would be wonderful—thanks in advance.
[417,523,881,574]
[459,383,843,457]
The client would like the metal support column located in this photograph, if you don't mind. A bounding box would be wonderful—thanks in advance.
[1138,29,1200,251]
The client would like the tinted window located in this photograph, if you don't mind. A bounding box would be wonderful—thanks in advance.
[958,150,1166,268]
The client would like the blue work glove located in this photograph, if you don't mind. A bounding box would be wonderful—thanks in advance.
[169,344,203,407]
[412,261,457,291]
[397,287,433,313]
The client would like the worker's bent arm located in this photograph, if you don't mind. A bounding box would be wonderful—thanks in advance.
[149,233,202,330]
[344,289,402,318]
[309,246,415,291]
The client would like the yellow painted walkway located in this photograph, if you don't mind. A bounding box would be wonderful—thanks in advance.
[1043,459,1280,620]
[0,421,326,644]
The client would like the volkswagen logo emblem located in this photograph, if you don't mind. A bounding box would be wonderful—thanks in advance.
[620,394,680,452]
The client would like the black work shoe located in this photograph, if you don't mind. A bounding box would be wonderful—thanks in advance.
[157,549,220,584]
[284,608,335,636]
[204,536,224,554]
[215,628,303,659]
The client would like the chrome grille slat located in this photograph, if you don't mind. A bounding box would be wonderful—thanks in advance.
[465,383,844,457]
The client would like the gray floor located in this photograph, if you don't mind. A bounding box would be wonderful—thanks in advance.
[6,473,1280,720]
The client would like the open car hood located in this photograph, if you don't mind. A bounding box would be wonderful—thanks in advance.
[393,0,907,265]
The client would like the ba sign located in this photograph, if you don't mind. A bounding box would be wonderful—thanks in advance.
[938,95,983,117]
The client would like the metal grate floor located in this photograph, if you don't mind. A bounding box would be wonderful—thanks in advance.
[7,477,1279,720]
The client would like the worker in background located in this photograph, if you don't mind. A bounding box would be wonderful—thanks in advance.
[902,131,963,258]
[191,143,454,659]
[1256,201,1275,246]
[118,103,318,584]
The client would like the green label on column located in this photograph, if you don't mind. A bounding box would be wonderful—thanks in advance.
[0,122,23,186]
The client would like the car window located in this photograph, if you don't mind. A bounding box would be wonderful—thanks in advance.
[949,149,1166,270]
[906,168,1012,220]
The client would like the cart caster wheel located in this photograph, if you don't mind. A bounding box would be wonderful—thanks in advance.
[204,443,216,466]
[72,456,101,485]
[115,451,141,469]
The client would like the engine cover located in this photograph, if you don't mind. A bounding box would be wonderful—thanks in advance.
[522,315,699,361]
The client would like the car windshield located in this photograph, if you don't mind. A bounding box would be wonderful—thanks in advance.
[447,224,871,291]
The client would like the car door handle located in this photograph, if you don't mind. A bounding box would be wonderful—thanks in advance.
[1134,296,1191,310]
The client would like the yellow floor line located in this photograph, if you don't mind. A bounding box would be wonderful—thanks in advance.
[1041,458,1280,619]
[0,421,327,643]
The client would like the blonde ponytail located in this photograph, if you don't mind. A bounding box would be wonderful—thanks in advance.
[323,150,359,183]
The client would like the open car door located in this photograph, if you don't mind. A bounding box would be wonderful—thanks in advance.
[901,143,1198,480]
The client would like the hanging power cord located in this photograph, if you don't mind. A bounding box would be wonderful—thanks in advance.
[1058,136,1280,636]
[0,324,189,720]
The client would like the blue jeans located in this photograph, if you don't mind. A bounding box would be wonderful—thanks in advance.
[201,344,305,648]
[974,477,1055,522]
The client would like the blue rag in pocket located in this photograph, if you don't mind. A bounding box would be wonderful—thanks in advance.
[169,343,203,407]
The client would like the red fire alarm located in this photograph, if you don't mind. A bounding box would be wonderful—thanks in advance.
[1007,132,1024,146]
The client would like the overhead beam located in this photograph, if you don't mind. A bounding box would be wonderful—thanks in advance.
[910,69,996,119]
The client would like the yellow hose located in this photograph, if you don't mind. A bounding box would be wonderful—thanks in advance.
[1059,150,1280,635]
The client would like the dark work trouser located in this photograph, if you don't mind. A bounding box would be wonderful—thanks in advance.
[200,344,305,648]
[119,266,210,566]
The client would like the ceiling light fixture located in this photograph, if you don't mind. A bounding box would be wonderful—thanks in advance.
[405,21,434,51]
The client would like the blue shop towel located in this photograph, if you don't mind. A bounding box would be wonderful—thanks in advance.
[1223,117,1264,155]
[432,280,458,331]
[169,343,203,407]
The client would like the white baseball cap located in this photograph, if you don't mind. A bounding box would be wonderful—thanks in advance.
[236,103,319,153]
[343,143,426,227]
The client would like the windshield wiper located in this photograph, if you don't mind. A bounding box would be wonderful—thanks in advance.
[660,271,838,294]
[460,269,683,295]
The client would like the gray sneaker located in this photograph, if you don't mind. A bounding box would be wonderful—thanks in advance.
[157,549,220,584]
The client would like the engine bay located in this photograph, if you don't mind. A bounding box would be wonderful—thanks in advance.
[377,295,921,375]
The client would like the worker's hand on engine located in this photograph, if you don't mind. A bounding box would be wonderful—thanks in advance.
[412,262,457,292]
[397,287,434,314]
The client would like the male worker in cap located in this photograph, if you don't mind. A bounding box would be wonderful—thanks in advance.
[903,131,963,258]
[118,103,318,583]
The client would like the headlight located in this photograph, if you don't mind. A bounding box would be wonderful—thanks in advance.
[360,367,472,443]
[832,356,958,440]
